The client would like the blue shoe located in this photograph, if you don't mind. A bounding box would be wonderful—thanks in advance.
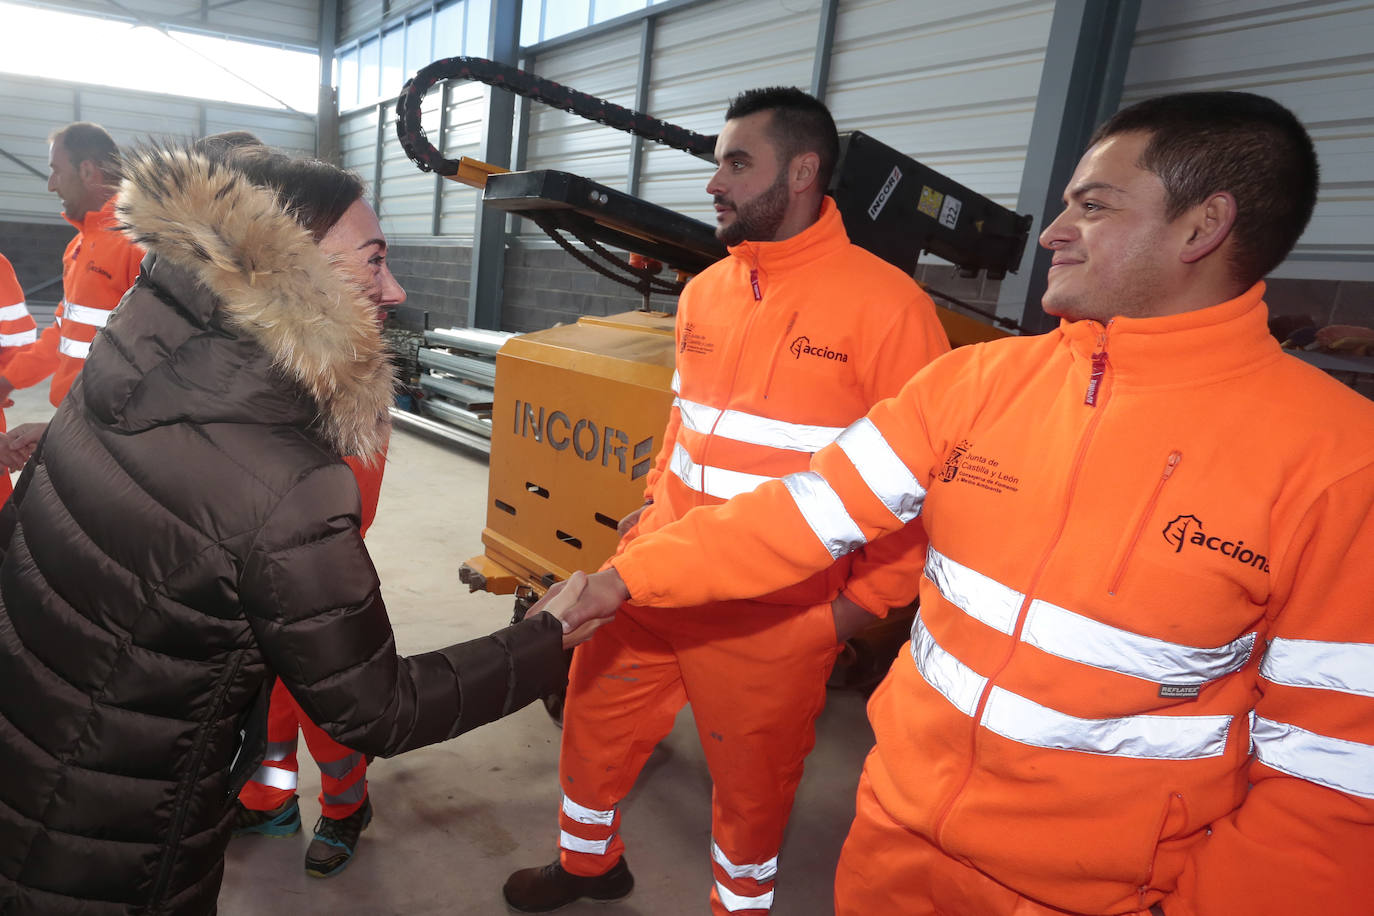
[233,796,301,838]
[305,796,372,878]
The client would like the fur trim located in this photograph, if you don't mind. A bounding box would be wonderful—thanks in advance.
[114,145,391,459]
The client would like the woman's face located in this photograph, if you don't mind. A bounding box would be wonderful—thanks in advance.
[318,198,406,321]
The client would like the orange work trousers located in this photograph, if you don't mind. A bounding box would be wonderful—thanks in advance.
[237,678,368,820]
[558,598,840,915]
[836,765,1165,916]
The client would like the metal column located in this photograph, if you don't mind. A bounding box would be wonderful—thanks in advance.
[995,0,1140,334]
[466,0,522,330]
[317,0,341,162]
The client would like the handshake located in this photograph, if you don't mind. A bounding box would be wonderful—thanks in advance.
[0,422,44,474]
[534,568,631,650]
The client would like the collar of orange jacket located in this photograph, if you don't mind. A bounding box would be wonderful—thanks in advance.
[1057,282,1281,389]
[62,194,119,233]
[725,195,847,272]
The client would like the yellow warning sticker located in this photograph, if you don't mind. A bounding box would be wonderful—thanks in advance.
[918,186,944,220]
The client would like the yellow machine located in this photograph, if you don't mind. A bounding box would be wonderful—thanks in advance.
[458,311,676,601]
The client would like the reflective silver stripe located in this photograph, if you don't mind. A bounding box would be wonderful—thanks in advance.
[924,549,1022,634]
[559,829,611,855]
[1253,715,1374,799]
[671,369,680,393]
[249,763,298,791]
[1260,637,1374,698]
[262,739,296,763]
[670,442,773,500]
[0,302,29,320]
[910,615,1233,760]
[715,881,774,912]
[835,419,925,522]
[781,471,867,560]
[562,795,616,827]
[711,841,778,882]
[316,751,363,780]
[62,302,112,327]
[926,549,1257,685]
[0,329,37,347]
[322,779,367,807]
[675,396,845,452]
[59,337,92,359]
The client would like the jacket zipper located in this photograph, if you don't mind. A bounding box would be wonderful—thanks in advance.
[933,322,1115,847]
[1108,451,1183,596]
[761,311,798,401]
[147,652,245,908]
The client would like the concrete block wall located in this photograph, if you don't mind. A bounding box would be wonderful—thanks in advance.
[384,242,472,331]
[0,221,77,309]
[498,244,667,333]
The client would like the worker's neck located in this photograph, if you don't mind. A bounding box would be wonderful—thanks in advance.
[769,193,824,243]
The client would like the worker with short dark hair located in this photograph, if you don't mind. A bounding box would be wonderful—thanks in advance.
[504,86,950,915]
[546,90,1374,915]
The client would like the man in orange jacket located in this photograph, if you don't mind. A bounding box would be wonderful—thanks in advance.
[504,87,950,914]
[0,122,143,430]
[548,91,1374,916]
[0,253,39,500]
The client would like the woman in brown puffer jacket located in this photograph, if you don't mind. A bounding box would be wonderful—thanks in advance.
[0,143,585,914]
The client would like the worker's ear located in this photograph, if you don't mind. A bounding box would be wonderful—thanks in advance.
[790,150,821,194]
[77,159,100,189]
[1179,191,1237,264]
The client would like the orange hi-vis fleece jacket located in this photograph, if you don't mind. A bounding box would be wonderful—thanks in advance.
[0,253,38,376]
[612,283,1374,915]
[4,197,143,406]
[627,196,949,614]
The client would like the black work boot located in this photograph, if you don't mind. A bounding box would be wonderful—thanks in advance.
[503,858,634,912]
[304,796,372,878]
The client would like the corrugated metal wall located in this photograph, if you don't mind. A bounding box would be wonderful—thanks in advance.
[1121,0,1374,279]
[23,0,321,49]
[0,73,316,222]
[636,0,820,225]
[825,0,1053,209]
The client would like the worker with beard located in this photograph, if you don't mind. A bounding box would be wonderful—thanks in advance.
[504,86,950,915]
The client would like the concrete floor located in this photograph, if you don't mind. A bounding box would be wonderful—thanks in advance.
[7,383,877,915]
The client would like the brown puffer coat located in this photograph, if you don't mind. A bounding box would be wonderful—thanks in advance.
[0,146,566,914]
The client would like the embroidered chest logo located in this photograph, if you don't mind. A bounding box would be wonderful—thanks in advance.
[789,335,849,363]
[679,322,714,355]
[86,262,113,280]
[1161,514,1270,573]
[937,440,1020,495]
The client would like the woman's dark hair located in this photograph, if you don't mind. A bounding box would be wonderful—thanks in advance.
[224,145,366,241]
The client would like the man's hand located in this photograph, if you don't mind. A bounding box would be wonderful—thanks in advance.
[529,568,630,641]
[617,499,652,537]
[527,571,626,649]
[831,592,880,644]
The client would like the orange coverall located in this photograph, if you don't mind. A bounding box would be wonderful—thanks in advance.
[4,197,143,406]
[238,448,387,820]
[0,254,39,503]
[611,283,1374,915]
[558,198,950,915]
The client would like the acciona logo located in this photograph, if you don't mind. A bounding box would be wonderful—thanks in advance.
[789,336,849,362]
[1161,514,1271,573]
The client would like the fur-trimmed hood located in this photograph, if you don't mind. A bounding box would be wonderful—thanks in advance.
[112,145,391,458]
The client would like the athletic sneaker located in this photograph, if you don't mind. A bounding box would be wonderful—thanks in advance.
[232,796,301,838]
[305,796,373,878]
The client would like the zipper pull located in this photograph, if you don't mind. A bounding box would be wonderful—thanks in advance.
[1162,450,1182,479]
[750,268,762,301]
[1084,349,1108,406]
